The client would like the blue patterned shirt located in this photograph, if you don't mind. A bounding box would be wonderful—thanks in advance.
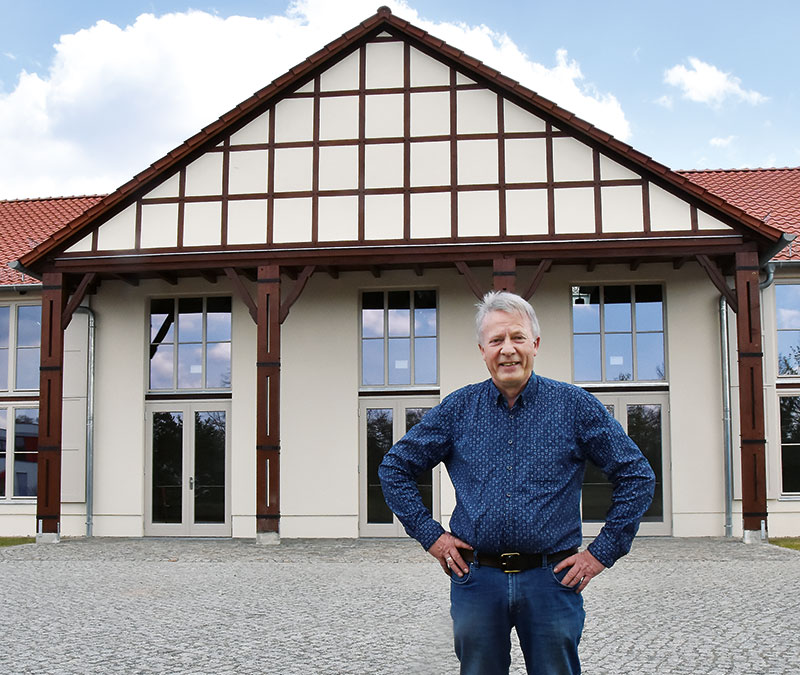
[378,374,655,568]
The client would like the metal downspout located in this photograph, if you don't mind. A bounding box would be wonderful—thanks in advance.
[719,296,734,537]
[75,306,96,537]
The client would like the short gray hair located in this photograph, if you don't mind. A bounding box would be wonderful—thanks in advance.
[475,291,540,345]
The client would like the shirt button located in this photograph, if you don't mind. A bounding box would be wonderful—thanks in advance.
[508,439,513,445]
[506,493,512,498]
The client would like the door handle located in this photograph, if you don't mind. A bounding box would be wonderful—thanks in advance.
[189,476,194,490]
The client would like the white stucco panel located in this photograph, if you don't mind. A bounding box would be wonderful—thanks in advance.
[144,173,180,199]
[458,139,498,185]
[649,183,691,231]
[599,154,639,180]
[456,72,476,85]
[697,210,732,230]
[229,111,269,145]
[411,141,450,187]
[365,93,404,138]
[601,185,644,233]
[506,189,549,235]
[552,137,594,182]
[457,89,498,134]
[140,203,178,248]
[458,191,499,237]
[183,202,222,246]
[228,149,268,195]
[364,194,403,239]
[318,195,359,241]
[227,200,267,244]
[319,96,359,140]
[503,100,546,133]
[320,50,360,91]
[319,145,359,191]
[554,187,595,234]
[65,233,92,253]
[272,197,312,242]
[505,138,547,184]
[365,41,404,89]
[96,203,136,251]
[273,147,313,192]
[185,152,223,197]
[411,192,450,238]
[274,97,314,143]
[410,47,450,86]
[364,143,404,189]
[410,91,450,136]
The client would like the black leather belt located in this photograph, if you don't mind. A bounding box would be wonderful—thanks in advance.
[457,547,578,573]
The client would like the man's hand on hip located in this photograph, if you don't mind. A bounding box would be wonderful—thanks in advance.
[553,549,605,593]
[429,532,473,577]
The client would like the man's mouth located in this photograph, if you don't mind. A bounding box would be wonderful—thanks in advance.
[500,361,520,367]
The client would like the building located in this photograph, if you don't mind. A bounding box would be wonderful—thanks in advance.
[1,8,798,541]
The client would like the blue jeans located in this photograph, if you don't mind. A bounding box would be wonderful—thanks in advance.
[450,556,585,675]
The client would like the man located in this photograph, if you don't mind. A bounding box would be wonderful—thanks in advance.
[379,291,655,675]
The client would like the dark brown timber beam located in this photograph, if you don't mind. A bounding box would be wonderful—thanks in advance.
[455,261,484,300]
[696,254,737,311]
[223,267,258,323]
[280,265,316,324]
[521,259,553,300]
[61,272,97,330]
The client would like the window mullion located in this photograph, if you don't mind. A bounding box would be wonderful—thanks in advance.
[630,285,638,381]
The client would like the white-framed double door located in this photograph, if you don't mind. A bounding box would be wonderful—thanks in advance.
[359,396,441,537]
[144,400,231,536]
[582,392,672,536]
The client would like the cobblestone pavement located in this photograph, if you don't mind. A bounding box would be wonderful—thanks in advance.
[1,537,799,674]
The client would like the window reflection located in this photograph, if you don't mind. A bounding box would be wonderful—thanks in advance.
[572,284,664,383]
[0,307,8,391]
[14,408,38,497]
[16,306,41,391]
[152,412,183,523]
[149,298,231,391]
[0,409,6,497]
[779,396,800,493]
[776,285,800,376]
[361,290,438,388]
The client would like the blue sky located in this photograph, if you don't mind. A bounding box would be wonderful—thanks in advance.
[0,0,797,199]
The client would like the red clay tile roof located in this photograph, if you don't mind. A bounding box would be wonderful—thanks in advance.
[680,168,800,260]
[0,196,104,285]
[17,7,784,270]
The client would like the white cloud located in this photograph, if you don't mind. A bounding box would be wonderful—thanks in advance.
[709,135,736,148]
[664,57,767,107]
[4,52,17,61]
[0,0,631,199]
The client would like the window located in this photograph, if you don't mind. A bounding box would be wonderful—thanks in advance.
[571,284,665,383]
[0,406,39,498]
[361,290,438,388]
[149,297,232,391]
[776,284,800,376]
[0,304,42,392]
[778,396,800,494]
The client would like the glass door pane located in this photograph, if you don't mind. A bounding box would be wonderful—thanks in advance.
[194,411,226,524]
[152,411,183,524]
[406,407,433,514]
[627,404,663,522]
[366,408,394,524]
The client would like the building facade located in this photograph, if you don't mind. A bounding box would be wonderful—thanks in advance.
[2,9,797,541]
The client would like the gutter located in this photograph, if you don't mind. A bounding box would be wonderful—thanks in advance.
[7,259,43,282]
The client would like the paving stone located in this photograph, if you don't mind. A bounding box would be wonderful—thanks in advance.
[0,537,798,674]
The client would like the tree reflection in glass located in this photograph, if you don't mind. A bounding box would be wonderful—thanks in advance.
[152,412,182,523]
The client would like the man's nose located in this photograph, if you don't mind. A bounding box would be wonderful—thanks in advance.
[499,336,515,352]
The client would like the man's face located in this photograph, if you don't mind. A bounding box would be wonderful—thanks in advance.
[478,310,540,397]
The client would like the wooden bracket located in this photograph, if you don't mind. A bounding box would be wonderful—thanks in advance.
[61,272,97,330]
[280,265,316,324]
[521,260,552,300]
[696,255,737,312]
[224,267,258,323]
[455,262,484,300]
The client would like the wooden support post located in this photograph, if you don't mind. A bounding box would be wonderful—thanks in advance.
[256,265,281,534]
[493,257,516,292]
[734,250,768,536]
[37,272,67,535]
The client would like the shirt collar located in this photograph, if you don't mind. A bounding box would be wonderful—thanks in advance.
[490,372,538,409]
